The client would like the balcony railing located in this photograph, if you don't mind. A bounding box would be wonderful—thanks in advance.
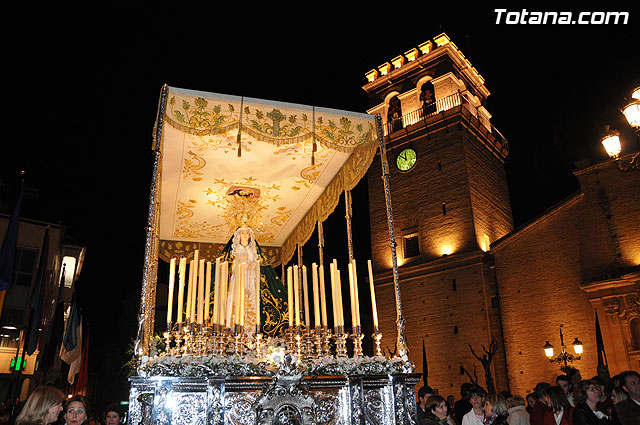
[382,91,509,154]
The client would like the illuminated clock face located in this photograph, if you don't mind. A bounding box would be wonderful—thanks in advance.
[396,148,417,171]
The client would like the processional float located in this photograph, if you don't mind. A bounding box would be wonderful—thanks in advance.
[129,85,418,425]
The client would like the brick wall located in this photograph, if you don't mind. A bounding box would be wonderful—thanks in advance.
[493,195,597,398]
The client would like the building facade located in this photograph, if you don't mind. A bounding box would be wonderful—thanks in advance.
[363,34,640,397]
[0,212,85,402]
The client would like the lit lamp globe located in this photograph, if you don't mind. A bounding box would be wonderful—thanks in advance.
[543,341,554,358]
[622,100,640,129]
[572,337,584,355]
[601,131,622,159]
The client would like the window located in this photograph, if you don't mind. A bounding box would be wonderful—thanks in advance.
[404,233,420,258]
[631,318,640,351]
[452,279,457,291]
[442,203,447,215]
[14,248,38,287]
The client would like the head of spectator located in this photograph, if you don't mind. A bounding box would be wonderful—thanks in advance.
[64,395,90,425]
[619,370,640,402]
[611,385,628,404]
[544,386,570,413]
[104,404,123,425]
[418,386,435,410]
[483,394,508,421]
[533,382,551,405]
[15,386,64,425]
[525,393,537,410]
[469,388,484,413]
[556,375,571,396]
[574,379,602,410]
[567,368,582,388]
[426,395,449,421]
[460,382,475,399]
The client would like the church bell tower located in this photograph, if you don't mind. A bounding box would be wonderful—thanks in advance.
[364,34,513,393]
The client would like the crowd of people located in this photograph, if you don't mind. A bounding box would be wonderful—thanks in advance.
[417,369,640,425]
[10,387,124,425]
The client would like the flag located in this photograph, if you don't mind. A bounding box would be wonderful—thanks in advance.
[422,339,429,386]
[76,327,89,391]
[40,267,66,374]
[595,312,610,379]
[60,295,82,365]
[0,181,24,291]
[24,228,50,356]
[66,316,82,385]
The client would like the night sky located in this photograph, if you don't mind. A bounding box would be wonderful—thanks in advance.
[2,6,638,406]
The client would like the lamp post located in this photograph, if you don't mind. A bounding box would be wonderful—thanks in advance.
[601,87,639,171]
[544,325,583,372]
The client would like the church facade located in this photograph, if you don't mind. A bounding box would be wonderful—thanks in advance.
[363,34,640,397]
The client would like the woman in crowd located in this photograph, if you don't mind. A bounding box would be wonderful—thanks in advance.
[64,395,90,425]
[507,395,530,425]
[423,395,457,425]
[103,403,123,425]
[543,386,574,425]
[483,394,509,425]
[573,380,613,425]
[15,386,64,425]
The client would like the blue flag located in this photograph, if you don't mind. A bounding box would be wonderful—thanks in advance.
[0,182,24,291]
[25,228,49,356]
[59,294,82,365]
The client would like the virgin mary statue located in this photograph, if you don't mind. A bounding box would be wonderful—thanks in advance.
[219,226,288,337]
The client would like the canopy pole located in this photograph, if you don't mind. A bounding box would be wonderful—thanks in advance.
[344,190,354,262]
[317,220,325,267]
[297,244,305,324]
[135,84,168,359]
[375,113,408,358]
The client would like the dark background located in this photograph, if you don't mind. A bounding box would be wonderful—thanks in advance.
[1,5,638,410]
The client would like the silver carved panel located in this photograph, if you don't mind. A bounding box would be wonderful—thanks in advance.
[128,374,419,425]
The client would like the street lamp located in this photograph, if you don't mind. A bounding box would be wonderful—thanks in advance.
[544,325,583,372]
[601,87,640,171]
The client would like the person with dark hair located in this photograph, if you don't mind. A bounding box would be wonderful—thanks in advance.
[418,386,436,424]
[64,395,91,425]
[483,394,509,425]
[543,386,573,425]
[526,394,538,415]
[455,383,476,422]
[590,376,614,419]
[615,370,640,425]
[462,388,485,425]
[531,383,552,425]
[557,375,575,407]
[15,386,64,425]
[424,395,456,425]
[103,404,123,425]
[572,380,613,425]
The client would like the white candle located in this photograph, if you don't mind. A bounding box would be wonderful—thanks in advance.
[212,258,220,326]
[220,261,228,327]
[368,260,379,329]
[256,260,261,329]
[238,263,242,326]
[293,265,300,327]
[287,266,293,328]
[186,260,194,323]
[177,258,186,324]
[351,259,361,328]
[330,262,337,328]
[319,265,328,327]
[302,265,310,328]
[336,266,344,327]
[312,263,320,328]
[205,260,212,325]
[197,259,205,325]
[167,258,176,324]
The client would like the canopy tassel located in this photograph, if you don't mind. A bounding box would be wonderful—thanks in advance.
[311,107,316,165]
[237,97,244,157]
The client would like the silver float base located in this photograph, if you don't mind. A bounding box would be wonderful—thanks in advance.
[129,373,420,425]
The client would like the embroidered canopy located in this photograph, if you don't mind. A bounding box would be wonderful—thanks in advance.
[157,86,378,266]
